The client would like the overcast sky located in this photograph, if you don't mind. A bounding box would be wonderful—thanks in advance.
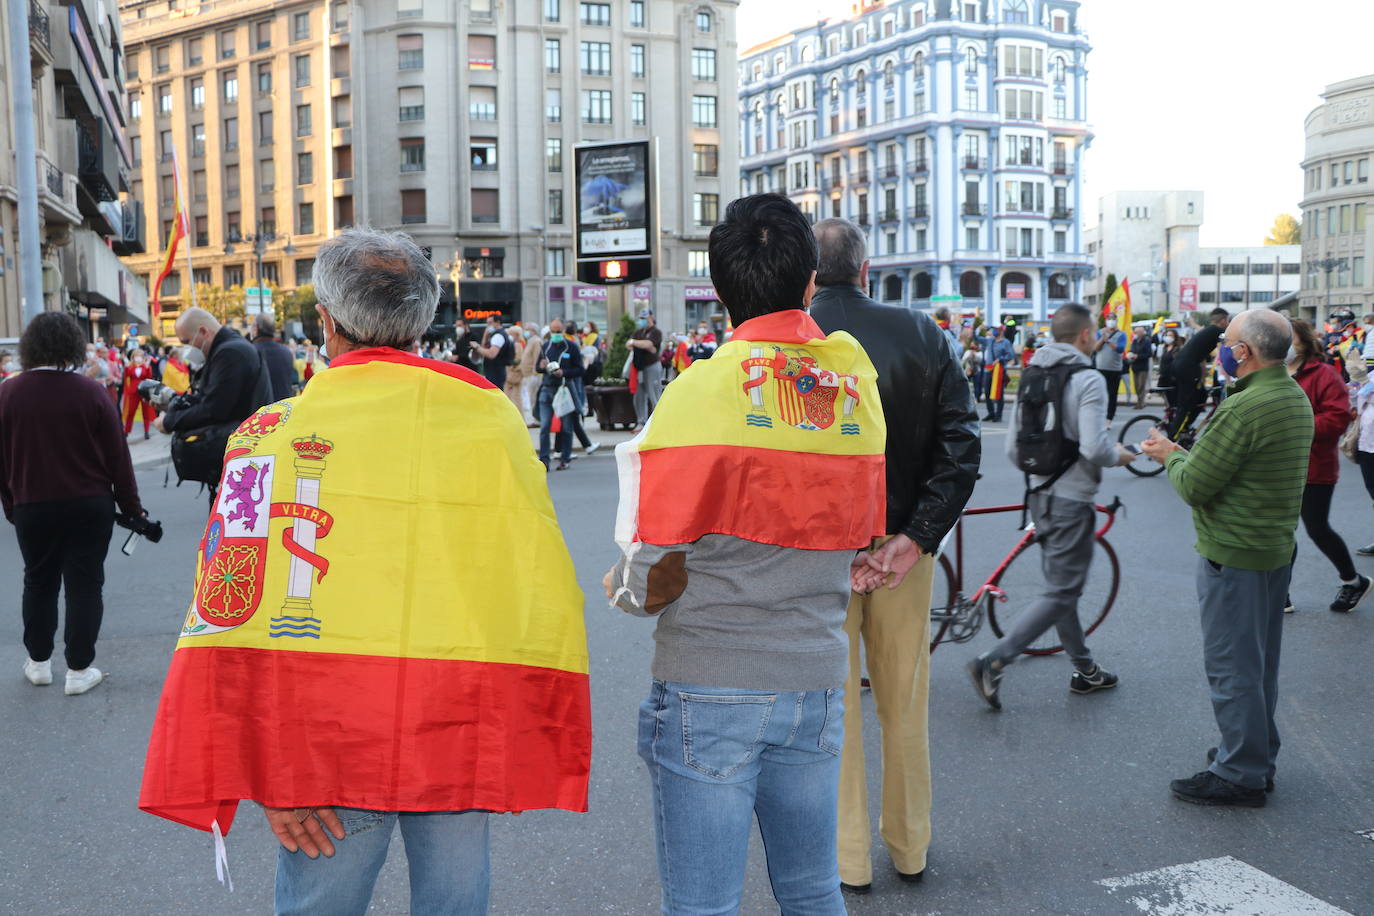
[736,0,1374,245]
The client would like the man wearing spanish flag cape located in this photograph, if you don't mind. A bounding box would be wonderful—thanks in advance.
[605,194,886,913]
[140,229,590,913]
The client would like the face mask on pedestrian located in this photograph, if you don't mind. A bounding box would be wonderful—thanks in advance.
[636,319,647,329]
[1105,320,1117,330]
[1286,345,1299,364]
[549,332,564,343]
[184,346,205,370]
[1164,334,1176,344]
[1218,343,1243,377]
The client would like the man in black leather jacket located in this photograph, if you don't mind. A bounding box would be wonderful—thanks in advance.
[810,218,981,897]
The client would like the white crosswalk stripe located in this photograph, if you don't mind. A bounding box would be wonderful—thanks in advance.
[1097,856,1351,915]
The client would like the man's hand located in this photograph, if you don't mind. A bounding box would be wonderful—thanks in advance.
[858,534,924,590]
[261,805,345,858]
[602,566,616,599]
[1139,426,1183,465]
[152,415,167,434]
[1115,444,1138,467]
[850,552,885,594]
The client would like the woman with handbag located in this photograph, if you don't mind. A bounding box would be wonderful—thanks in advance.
[1288,318,1370,612]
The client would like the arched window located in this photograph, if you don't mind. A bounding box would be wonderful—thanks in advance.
[883,275,903,301]
[1048,273,1070,299]
[753,100,763,123]
[774,92,786,115]
[1051,56,1066,83]
[829,77,840,96]
[914,271,933,298]
[960,271,984,297]
[883,60,895,89]
[855,69,867,95]
[1000,271,1031,298]
[1004,0,1028,24]
[912,50,925,76]
[965,46,978,74]
[800,44,815,63]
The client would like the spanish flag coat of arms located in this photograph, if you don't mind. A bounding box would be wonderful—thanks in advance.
[616,310,886,551]
[140,348,591,834]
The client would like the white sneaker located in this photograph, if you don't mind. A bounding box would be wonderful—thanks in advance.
[64,667,103,696]
[585,441,602,456]
[23,658,52,686]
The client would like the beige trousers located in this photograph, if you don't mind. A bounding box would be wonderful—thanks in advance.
[837,545,934,885]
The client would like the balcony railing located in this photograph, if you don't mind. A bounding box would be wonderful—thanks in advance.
[825,171,842,188]
[43,160,62,196]
[879,209,900,222]
[856,213,871,226]
[962,203,984,216]
[909,204,928,219]
[853,168,869,183]
[1052,162,1071,176]
[1051,207,1074,220]
[29,0,50,52]
[962,156,986,170]
[912,158,928,173]
[882,164,899,179]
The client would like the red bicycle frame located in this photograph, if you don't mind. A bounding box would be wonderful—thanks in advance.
[943,499,1121,608]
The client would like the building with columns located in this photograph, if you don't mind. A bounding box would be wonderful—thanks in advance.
[1298,74,1373,322]
[738,0,1090,323]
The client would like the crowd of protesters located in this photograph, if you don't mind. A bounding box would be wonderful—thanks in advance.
[8,210,1374,915]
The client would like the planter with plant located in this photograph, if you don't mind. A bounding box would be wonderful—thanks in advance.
[587,313,639,430]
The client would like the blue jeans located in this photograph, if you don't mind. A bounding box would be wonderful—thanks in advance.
[275,808,490,915]
[537,384,571,463]
[638,680,847,916]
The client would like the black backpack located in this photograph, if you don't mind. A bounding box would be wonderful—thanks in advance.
[1014,363,1089,496]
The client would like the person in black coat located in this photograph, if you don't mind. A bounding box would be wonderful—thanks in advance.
[251,313,299,400]
[809,218,981,894]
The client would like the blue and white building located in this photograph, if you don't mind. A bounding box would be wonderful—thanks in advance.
[738,0,1091,322]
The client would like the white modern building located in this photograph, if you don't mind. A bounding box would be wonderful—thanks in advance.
[350,0,740,333]
[738,0,1092,323]
[1084,190,1300,317]
[1299,74,1373,321]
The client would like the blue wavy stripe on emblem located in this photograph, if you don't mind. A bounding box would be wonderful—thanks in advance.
[270,621,321,631]
[268,631,321,638]
[273,615,321,623]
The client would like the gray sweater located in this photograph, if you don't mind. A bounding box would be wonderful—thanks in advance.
[610,534,853,690]
[1007,342,1121,503]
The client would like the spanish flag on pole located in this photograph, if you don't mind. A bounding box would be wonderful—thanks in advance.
[615,310,886,551]
[1104,277,1132,329]
[150,146,188,321]
[140,349,591,836]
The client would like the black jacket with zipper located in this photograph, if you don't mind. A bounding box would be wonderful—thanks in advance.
[811,284,982,552]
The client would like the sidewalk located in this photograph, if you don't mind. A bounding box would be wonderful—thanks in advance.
[127,421,638,473]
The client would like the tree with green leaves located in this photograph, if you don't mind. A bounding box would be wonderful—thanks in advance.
[1264,213,1302,246]
[603,312,637,382]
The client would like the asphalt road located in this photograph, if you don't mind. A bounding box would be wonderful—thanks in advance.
[1,407,1372,915]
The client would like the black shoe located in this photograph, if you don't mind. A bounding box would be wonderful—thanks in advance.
[840,882,872,895]
[1170,770,1266,807]
[967,654,1002,711]
[1069,664,1119,695]
[1207,747,1274,792]
[896,868,924,884]
[555,461,571,471]
[1330,574,1372,613]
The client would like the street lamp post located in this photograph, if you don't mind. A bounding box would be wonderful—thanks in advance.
[223,224,296,317]
[1313,256,1348,317]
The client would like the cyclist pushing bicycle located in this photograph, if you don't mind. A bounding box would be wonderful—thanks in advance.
[968,304,1136,711]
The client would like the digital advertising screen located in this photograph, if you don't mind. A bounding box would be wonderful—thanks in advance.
[575,140,651,259]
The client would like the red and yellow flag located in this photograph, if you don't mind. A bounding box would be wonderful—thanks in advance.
[615,310,886,550]
[1104,277,1132,329]
[671,339,692,374]
[988,360,1007,401]
[161,354,190,393]
[151,148,188,321]
[140,349,591,834]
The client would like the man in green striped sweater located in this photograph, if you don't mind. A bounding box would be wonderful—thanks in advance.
[1141,309,1313,808]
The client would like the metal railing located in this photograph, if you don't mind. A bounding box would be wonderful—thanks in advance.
[912,158,928,173]
[879,209,900,222]
[1051,207,1074,220]
[882,164,899,179]
[909,204,928,219]
[855,213,871,226]
[853,168,869,183]
[963,156,986,169]
[962,203,984,216]
[1052,162,1071,176]
[29,0,50,52]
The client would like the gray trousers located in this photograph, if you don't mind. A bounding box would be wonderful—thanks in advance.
[989,492,1095,670]
[1197,556,1290,790]
[634,361,662,425]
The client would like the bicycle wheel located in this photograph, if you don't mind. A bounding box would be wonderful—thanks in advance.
[928,554,956,653]
[1118,414,1164,477]
[986,533,1120,655]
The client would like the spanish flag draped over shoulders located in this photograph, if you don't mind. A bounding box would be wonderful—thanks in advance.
[141,348,590,835]
[616,309,886,551]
